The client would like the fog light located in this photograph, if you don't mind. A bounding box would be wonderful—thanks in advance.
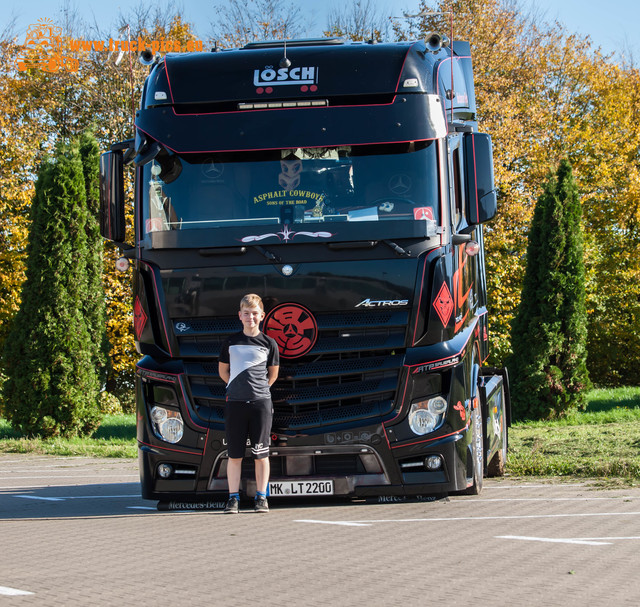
[158,463,173,478]
[425,455,442,471]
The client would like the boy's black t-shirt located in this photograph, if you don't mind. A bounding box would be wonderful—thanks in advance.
[219,331,280,401]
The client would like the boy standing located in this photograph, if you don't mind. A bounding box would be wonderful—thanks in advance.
[218,294,279,513]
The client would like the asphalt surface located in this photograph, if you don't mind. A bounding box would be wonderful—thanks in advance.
[1,454,640,606]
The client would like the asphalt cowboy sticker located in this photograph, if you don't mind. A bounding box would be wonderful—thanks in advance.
[253,189,323,206]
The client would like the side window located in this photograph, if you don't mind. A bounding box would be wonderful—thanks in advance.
[449,137,465,228]
[452,146,464,226]
[438,58,470,110]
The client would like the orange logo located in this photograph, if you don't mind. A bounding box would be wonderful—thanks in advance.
[16,18,204,73]
[17,19,79,73]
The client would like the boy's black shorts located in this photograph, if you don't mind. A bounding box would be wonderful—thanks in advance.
[224,398,273,459]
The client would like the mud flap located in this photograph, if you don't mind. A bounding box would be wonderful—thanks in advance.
[479,367,510,477]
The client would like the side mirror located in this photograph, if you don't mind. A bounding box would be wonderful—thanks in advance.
[99,150,126,243]
[463,132,497,225]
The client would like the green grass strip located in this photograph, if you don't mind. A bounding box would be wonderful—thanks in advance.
[1,387,639,482]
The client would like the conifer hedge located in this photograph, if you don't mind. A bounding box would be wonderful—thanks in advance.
[507,160,591,420]
[2,138,103,437]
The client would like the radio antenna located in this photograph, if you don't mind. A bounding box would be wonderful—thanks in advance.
[280,38,291,68]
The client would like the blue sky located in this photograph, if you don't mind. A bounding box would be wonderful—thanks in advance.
[4,0,640,60]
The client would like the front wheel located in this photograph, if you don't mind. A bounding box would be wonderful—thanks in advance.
[462,405,484,495]
[487,411,507,477]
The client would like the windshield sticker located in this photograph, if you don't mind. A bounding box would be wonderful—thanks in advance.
[413,207,434,220]
[240,224,333,244]
[279,158,302,189]
[253,189,324,207]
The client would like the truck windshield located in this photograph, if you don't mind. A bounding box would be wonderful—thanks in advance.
[142,140,439,234]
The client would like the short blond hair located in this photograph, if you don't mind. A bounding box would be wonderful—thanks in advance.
[240,293,264,312]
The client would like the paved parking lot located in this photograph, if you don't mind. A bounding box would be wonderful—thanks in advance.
[1,454,640,606]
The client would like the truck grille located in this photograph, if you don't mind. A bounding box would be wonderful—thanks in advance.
[177,310,408,430]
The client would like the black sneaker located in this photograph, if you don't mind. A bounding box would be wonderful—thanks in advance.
[224,496,239,514]
[254,496,269,513]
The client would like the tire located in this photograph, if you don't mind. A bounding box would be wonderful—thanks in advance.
[487,411,507,477]
[463,405,484,495]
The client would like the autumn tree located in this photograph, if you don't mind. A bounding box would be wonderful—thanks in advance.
[393,0,640,388]
[208,0,306,48]
[325,0,392,41]
[507,160,591,419]
[0,37,53,355]
[2,140,101,437]
[3,0,640,414]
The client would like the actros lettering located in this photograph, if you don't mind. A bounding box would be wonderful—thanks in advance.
[356,298,409,308]
[253,66,318,87]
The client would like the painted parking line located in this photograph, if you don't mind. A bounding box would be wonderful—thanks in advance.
[13,495,65,502]
[461,496,640,503]
[0,475,138,480]
[497,535,640,546]
[296,511,640,527]
[483,483,588,489]
[0,585,34,596]
[14,494,140,502]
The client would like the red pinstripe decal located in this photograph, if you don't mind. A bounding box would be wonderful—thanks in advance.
[139,260,173,356]
[164,61,175,104]
[434,55,471,119]
[384,373,411,425]
[381,424,392,449]
[176,375,208,429]
[135,123,438,156]
[138,440,202,455]
[405,315,479,372]
[136,366,209,431]
[390,418,470,449]
[472,135,479,220]
[159,96,398,118]
[394,42,420,92]
[411,248,441,346]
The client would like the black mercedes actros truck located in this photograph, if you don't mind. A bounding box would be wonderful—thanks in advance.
[100,35,510,504]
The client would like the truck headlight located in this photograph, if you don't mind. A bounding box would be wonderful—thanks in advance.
[408,396,448,435]
[150,406,184,443]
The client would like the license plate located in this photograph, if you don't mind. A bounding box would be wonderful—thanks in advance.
[269,480,334,496]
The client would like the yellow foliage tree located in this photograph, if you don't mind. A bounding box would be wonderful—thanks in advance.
[395,0,640,384]
[0,39,53,354]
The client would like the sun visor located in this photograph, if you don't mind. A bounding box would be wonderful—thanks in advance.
[135,94,447,153]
